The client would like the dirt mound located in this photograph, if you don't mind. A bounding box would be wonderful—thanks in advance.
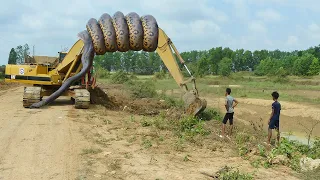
[0,81,19,90]
[89,86,171,116]
[89,87,121,110]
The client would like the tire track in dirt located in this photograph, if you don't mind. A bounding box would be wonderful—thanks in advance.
[0,87,84,180]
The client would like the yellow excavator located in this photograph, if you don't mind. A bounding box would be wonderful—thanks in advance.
[4,11,207,116]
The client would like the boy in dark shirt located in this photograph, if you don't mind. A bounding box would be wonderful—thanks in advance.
[268,91,281,145]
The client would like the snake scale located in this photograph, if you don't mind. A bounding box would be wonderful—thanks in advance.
[29,11,158,108]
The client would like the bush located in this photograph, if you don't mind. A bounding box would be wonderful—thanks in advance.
[95,67,110,79]
[0,72,4,79]
[153,70,167,80]
[198,108,222,121]
[126,80,157,98]
[111,70,130,84]
[178,116,210,138]
[216,166,254,180]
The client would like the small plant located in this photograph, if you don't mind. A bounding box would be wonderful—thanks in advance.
[141,118,152,127]
[216,166,254,180]
[183,155,190,162]
[198,108,222,121]
[142,139,153,149]
[257,144,266,157]
[250,158,262,168]
[178,116,210,137]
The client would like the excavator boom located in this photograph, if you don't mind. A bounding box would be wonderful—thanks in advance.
[4,11,207,115]
[156,28,207,116]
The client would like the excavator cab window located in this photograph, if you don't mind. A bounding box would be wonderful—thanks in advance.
[58,52,67,62]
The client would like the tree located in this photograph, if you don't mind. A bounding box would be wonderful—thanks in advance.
[8,48,17,64]
[254,57,280,76]
[218,57,233,76]
[15,43,30,64]
[308,58,320,76]
[293,53,316,76]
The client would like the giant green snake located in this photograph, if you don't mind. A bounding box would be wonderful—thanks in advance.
[29,11,158,108]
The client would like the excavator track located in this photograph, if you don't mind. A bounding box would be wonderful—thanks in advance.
[74,89,90,109]
[23,87,42,108]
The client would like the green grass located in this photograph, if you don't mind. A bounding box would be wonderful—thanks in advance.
[97,72,320,104]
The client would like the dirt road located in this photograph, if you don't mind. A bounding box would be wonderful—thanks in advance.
[0,87,84,180]
[206,96,320,143]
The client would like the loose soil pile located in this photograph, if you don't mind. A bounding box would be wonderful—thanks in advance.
[0,81,19,90]
[89,84,174,116]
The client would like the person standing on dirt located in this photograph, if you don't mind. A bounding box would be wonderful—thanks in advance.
[267,91,281,145]
[220,88,238,138]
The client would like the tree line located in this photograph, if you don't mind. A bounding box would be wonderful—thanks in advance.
[94,45,320,77]
[5,42,320,78]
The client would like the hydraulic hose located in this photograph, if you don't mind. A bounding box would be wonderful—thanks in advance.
[29,11,159,108]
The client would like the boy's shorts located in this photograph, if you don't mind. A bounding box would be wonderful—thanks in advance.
[223,112,234,125]
[269,119,279,130]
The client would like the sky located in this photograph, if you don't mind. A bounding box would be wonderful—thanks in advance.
[1,0,320,65]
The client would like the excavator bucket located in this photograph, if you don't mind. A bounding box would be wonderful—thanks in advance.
[183,91,207,116]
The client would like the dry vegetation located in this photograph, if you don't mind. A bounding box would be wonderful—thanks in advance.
[72,72,320,179]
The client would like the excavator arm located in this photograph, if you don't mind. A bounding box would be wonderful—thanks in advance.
[156,28,207,116]
[4,11,206,115]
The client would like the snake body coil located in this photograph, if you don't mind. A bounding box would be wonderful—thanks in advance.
[30,11,158,108]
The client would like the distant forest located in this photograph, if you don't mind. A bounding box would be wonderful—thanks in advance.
[94,45,320,77]
[3,43,320,79]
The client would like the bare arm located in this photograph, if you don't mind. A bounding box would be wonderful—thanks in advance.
[268,108,274,124]
[232,99,239,108]
[225,99,228,111]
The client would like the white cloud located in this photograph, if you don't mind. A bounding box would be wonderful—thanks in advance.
[2,0,320,64]
[306,23,320,40]
[190,20,220,35]
[248,21,267,33]
[286,36,298,46]
[308,23,320,32]
[256,9,282,22]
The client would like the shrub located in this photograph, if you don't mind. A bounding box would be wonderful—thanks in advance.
[126,80,157,98]
[95,67,110,79]
[153,70,167,80]
[178,116,210,138]
[111,70,130,84]
[198,108,222,121]
[217,166,254,180]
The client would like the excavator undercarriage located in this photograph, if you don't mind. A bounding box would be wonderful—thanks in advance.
[5,11,207,116]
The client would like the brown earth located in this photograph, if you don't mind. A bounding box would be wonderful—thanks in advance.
[68,102,299,180]
[0,87,87,180]
[205,96,320,141]
[0,84,312,179]
[0,81,20,91]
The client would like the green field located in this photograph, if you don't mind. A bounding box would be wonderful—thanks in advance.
[100,72,320,105]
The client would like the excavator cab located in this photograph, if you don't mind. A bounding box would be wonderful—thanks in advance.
[58,52,67,62]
